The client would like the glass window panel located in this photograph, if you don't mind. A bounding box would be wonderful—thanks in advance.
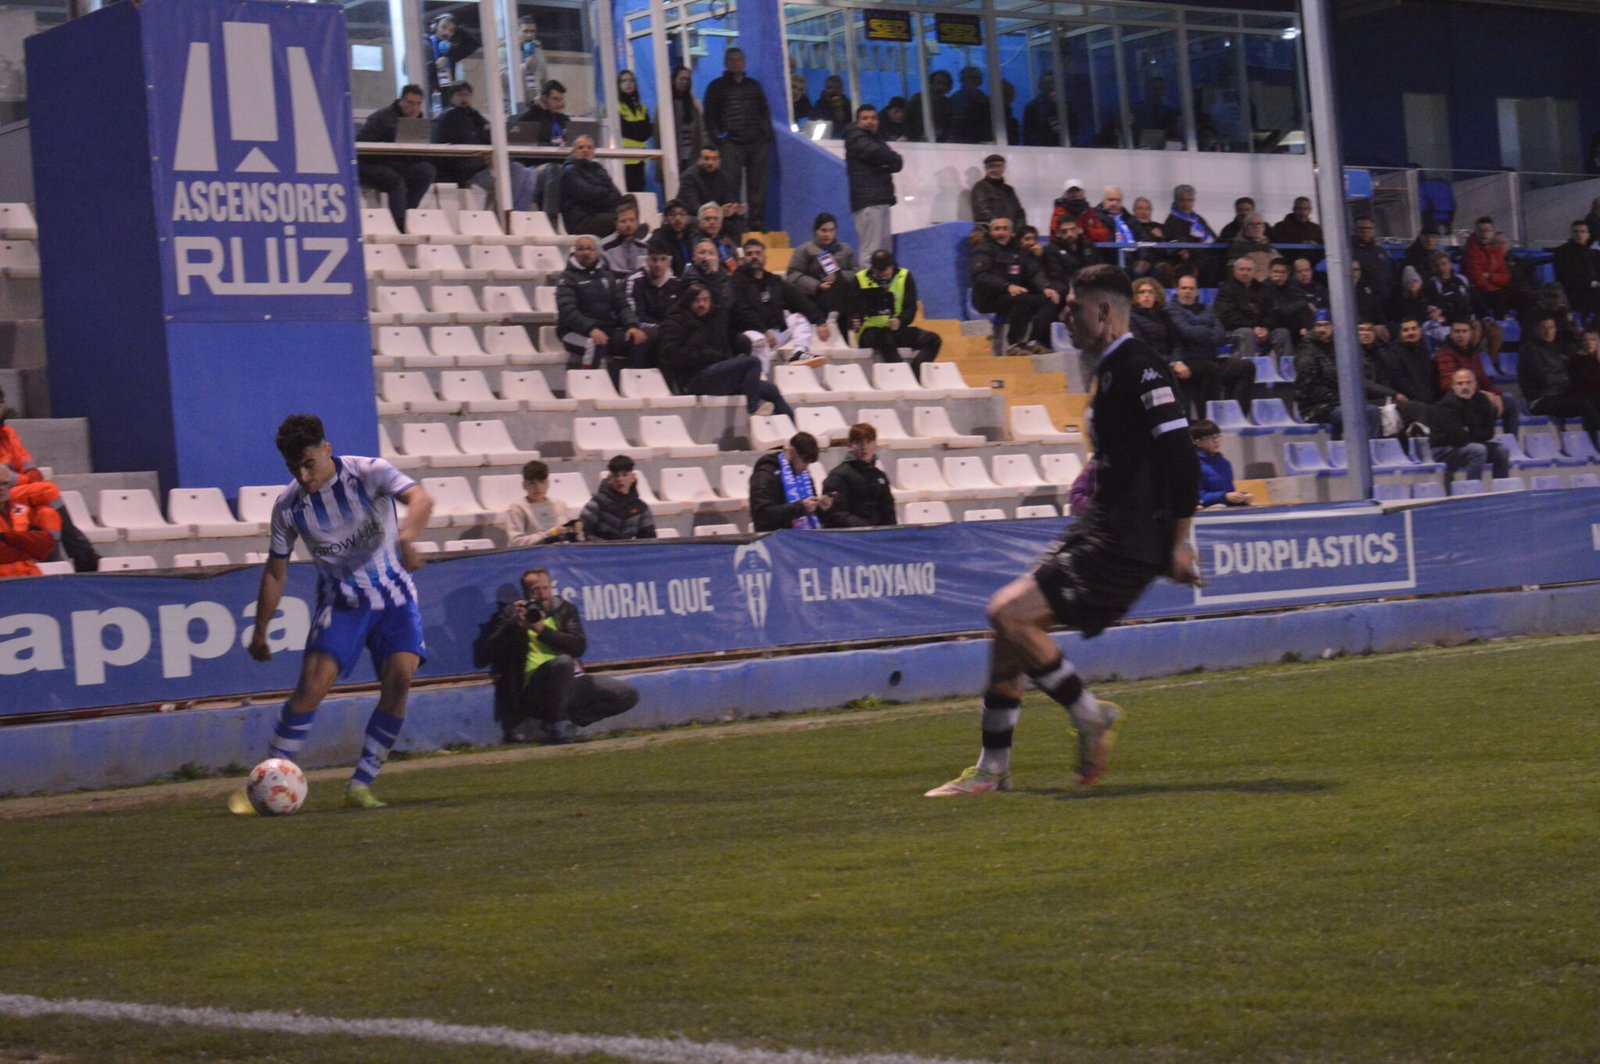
[345,0,396,115]
[996,18,1059,147]
[920,13,993,143]
[1187,30,1249,152]
[1122,26,1182,150]
[1243,32,1303,153]
[785,4,849,135]
[0,1,70,123]
[853,10,919,142]
[1183,11,1240,28]
[1059,23,1121,148]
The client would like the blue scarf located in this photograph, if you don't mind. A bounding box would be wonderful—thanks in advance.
[1109,211,1135,244]
[1169,205,1215,243]
[779,452,821,530]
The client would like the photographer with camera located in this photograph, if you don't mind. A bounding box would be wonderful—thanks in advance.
[485,567,639,745]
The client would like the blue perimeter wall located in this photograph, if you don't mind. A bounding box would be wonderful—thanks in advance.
[6,584,1597,795]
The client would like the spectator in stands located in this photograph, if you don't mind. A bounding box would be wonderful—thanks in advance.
[822,422,896,528]
[1165,184,1222,283]
[1130,197,1169,243]
[648,200,696,275]
[1430,369,1510,483]
[751,431,830,531]
[617,70,654,193]
[906,70,954,143]
[504,460,579,547]
[971,154,1026,231]
[1270,197,1323,245]
[1427,253,1502,368]
[1129,278,1178,366]
[658,280,790,417]
[1049,179,1104,242]
[425,14,478,107]
[787,213,857,323]
[1294,312,1382,438]
[677,145,745,243]
[625,246,683,368]
[852,249,941,370]
[949,66,993,143]
[1390,267,1437,342]
[681,237,748,342]
[1022,73,1074,147]
[556,235,647,373]
[702,47,775,232]
[1553,220,1600,318]
[1192,420,1252,508]
[1293,257,1330,313]
[879,97,910,142]
[1519,316,1600,447]
[694,203,740,270]
[1403,224,1444,282]
[970,217,1059,355]
[517,79,570,145]
[1041,216,1102,290]
[356,85,435,234]
[790,73,813,122]
[432,82,535,212]
[810,75,852,130]
[559,135,626,237]
[486,566,638,745]
[734,238,826,373]
[1215,256,1291,363]
[844,104,903,259]
[1572,329,1600,398]
[1350,260,1391,342]
[1218,197,1257,242]
[1357,320,1430,432]
[1095,185,1140,246]
[0,464,60,579]
[1462,216,1515,320]
[600,198,649,277]
[1226,213,1278,278]
[580,455,656,541]
[1260,257,1314,344]
[517,16,547,108]
[1350,218,1396,301]
[1433,319,1516,434]
[1379,318,1441,405]
[1166,273,1253,419]
[666,66,707,188]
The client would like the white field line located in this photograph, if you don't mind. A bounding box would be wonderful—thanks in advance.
[0,993,1004,1064]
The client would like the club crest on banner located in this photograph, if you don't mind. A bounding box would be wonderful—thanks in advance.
[733,540,774,630]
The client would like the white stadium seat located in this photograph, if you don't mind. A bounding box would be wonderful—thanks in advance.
[413,243,488,281]
[99,555,159,571]
[962,508,1006,521]
[0,202,40,240]
[868,362,929,399]
[633,469,691,516]
[720,464,753,504]
[373,326,445,368]
[428,326,500,367]
[856,407,933,448]
[532,287,559,315]
[380,372,458,415]
[1010,404,1080,444]
[903,501,954,525]
[572,417,656,459]
[477,474,526,513]
[499,370,579,411]
[547,473,593,512]
[619,368,695,409]
[892,458,960,502]
[363,243,429,281]
[484,325,562,365]
[454,210,521,245]
[98,489,188,541]
[792,406,849,446]
[507,210,578,247]
[36,560,75,575]
[481,286,541,319]
[748,414,797,452]
[375,285,448,325]
[403,208,474,244]
[173,551,232,567]
[913,406,984,448]
[458,420,541,464]
[566,369,643,410]
[235,486,282,530]
[942,456,1013,499]
[772,364,831,404]
[693,523,741,537]
[660,467,742,512]
[639,415,717,458]
[428,285,499,324]
[517,245,565,274]
[59,490,118,544]
[822,363,878,401]
[469,244,541,281]
[167,488,258,538]
[1014,503,1060,518]
[445,537,497,551]
[379,423,427,470]
[920,362,990,398]
[420,476,496,527]
[1039,452,1085,489]
[360,207,421,244]
[401,422,485,468]
[991,453,1049,491]
[438,371,520,413]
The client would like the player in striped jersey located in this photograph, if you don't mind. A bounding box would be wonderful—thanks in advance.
[229,414,434,813]
[927,265,1201,796]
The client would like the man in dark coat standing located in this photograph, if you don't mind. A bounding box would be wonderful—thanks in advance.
[702,47,775,232]
[843,104,903,259]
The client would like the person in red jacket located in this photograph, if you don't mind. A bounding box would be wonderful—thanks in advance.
[1461,216,1515,319]
[0,465,61,578]
[1433,318,1518,435]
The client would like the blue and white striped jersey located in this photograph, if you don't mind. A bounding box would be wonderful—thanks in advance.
[268,455,419,610]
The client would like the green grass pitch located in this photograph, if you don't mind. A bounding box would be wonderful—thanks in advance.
[3,634,1598,1063]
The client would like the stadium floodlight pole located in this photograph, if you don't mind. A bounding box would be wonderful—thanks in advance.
[650,0,679,197]
[477,0,514,224]
[1300,0,1372,499]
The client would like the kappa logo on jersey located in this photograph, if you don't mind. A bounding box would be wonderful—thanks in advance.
[1140,367,1162,383]
[164,20,355,300]
[733,540,774,630]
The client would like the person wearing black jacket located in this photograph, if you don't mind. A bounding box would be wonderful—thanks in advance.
[1553,221,1600,317]
[844,105,903,258]
[1518,316,1600,446]
[1165,273,1253,418]
[750,432,830,531]
[625,248,683,369]
[579,456,657,541]
[425,14,478,103]
[1379,318,1441,404]
[1129,278,1178,363]
[681,238,754,352]
[701,47,775,231]
[1293,314,1383,437]
[970,217,1059,354]
[516,79,570,145]
[558,136,626,236]
[676,145,745,242]
[1259,258,1314,343]
[926,265,1201,797]
[556,235,646,373]
[970,154,1027,231]
[851,250,941,370]
[483,566,638,745]
[734,239,826,372]
[432,82,534,210]
[356,86,435,233]
[1431,369,1510,482]
[1213,256,1290,361]
[657,281,790,415]
[647,200,697,275]
[1039,217,1102,293]
[822,423,896,528]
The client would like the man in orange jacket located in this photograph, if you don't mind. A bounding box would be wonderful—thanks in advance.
[0,464,61,578]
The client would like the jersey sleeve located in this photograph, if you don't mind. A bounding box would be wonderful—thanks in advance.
[356,456,418,501]
[267,496,298,559]
[1130,351,1190,439]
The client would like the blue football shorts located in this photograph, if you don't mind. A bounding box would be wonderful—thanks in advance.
[306,599,427,677]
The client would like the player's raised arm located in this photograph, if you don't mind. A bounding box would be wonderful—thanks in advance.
[249,555,290,662]
[396,482,433,572]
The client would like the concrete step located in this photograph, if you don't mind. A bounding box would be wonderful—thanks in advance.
[0,319,45,370]
[54,469,161,497]
[10,417,91,474]
[0,366,48,417]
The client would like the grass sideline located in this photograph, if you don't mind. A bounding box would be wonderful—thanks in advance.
[3,635,1598,1064]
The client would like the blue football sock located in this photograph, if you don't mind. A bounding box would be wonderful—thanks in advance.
[350,709,404,787]
[267,704,317,763]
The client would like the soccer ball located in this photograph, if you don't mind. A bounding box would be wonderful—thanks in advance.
[246,758,308,816]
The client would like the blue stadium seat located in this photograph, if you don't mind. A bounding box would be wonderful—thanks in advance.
[1529,474,1565,490]
[1246,356,1283,385]
[1250,398,1318,434]
[1205,400,1269,436]
[1560,431,1600,464]
[1371,437,1443,474]
[1278,355,1297,382]
[1569,472,1600,488]
[1411,481,1446,499]
[1490,476,1527,492]
[1522,433,1587,467]
[1494,433,1554,470]
[1284,441,1338,477]
[1498,319,1521,344]
[1372,483,1408,501]
[1449,479,1485,495]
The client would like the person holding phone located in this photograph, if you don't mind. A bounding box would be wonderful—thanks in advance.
[749,432,832,531]
[504,460,581,547]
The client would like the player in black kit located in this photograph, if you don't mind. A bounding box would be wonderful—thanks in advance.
[927,264,1201,795]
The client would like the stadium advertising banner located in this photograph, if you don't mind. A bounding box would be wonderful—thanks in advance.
[144,0,365,322]
[4,493,1600,716]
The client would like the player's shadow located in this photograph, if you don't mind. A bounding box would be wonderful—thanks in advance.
[1034,778,1339,800]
